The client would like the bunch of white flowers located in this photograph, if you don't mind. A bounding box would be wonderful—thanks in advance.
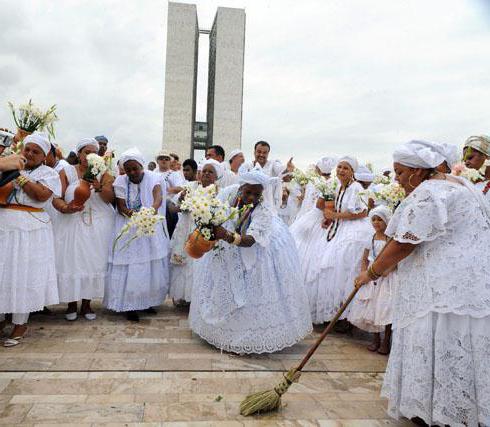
[452,163,484,183]
[292,167,319,187]
[85,153,108,181]
[373,174,391,185]
[312,175,338,201]
[113,207,165,252]
[8,99,58,140]
[180,184,238,241]
[371,183,406,211]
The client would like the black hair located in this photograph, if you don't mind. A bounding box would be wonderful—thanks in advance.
[49,144,57,156]
[254,140,270,151]
[207,145,225,159]
[183,159,198,171]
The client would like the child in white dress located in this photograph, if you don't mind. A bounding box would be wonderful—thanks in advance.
[349,205,394,354]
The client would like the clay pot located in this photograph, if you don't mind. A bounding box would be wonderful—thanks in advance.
[72,179,91,208]
[324,200,336,227]
[185,229,216,259]
[0,181,14,205]
[15,128,31,143]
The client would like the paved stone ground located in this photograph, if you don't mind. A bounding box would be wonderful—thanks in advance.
[0,301,414,426]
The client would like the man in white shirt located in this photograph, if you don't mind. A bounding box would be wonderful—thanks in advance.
[205,145,239,188]
[238,141,294,210]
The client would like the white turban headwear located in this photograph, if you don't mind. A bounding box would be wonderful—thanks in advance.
[228,149,243,161]
[23,132,51,155]
[369,205,392,225]
[392,140,445,169]
[76,138,99,154]
[338,156,359,172]
[439,143,460,168]
[239,165,274,187]
[464,135,490,157]
[316,156,337,174]
[202,158,224,179]
[119,147,146,167]
[354,165,375,182]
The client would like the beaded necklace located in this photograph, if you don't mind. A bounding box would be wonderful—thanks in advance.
[326,181,351,242]
[126,178,142,211]
[483,180,490,195]
[371,233,388,286]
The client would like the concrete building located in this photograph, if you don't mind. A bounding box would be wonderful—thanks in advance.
[162,2,199,159]
[162,2,245,160]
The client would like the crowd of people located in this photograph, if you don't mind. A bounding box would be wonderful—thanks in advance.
[0,131,489,427]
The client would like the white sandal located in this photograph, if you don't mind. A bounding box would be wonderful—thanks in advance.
[83,312,96,321]
[4,329,28,348]
[65,312,78,321]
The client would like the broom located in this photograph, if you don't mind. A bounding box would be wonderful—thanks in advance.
[239,239,393,416]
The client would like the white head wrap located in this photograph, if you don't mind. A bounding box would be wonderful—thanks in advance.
[392,140,445,169]
[76,138,99,154]
[228,149,243,161]
[338,156,359,172]
[354,165,375,182]
[202,158,224,179]
[464,135,490,157]
[316,156,337,174]
[239,165,273,187]
[23,132,51,155]
[369,205,392,225]
[119,147,145,167]
[439,143,460,168]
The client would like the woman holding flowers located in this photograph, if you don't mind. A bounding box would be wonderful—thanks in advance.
[189,167,312,354]
[463,135,490,202]
[104,148,169,322]
[355,140,490,427]
[0,132,60,347]
[53,138,115,321]
[169,159,219,305]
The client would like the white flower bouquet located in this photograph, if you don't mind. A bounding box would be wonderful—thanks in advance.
[370,183,406,211]
[373,174,391,185]
[292,167,319,187]
[113,207,165,252]
[84,153,107,181]
[8,99,58,141]
[313,176,338,202]
[452,163,483,183]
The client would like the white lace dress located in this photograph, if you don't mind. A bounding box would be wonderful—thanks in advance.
[189,187,312,354]
[54,165,115,302]
[348,237,394,333]
[104,172,170,312]
[381,178,490,427]
[169,181,199,302]
[475,179,490,204]
[0,166,60,314]
[307,181,372,323]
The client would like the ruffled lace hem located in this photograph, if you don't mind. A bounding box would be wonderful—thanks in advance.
[57,273,106,302]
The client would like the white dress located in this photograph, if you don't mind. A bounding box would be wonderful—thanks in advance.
[300,181,371,323]
[475,179,490,205]
[104,172,170,312]
[0,166,60,313]
[348,237,394,333]
[54,165,115,302]
[381,178,490,427]
[169,181,199,302]
[294,182,319,221]
[189,186,312,354]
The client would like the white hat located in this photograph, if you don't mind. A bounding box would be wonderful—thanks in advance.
[23,132,51,155]
[369,205,392,224]
[202,158,224,179]
[338,156,359,172]
[239,165,273,187]
[354,165,375,182]
[76,138,99,154]
[316,156,337,174]
[119,147,145,167]
[393,140,445,169]
[228,149,243,161]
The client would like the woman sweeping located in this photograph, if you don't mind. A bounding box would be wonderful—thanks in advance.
[104,148,170,322]
[189,167,312,354]
[0,132,60,346]
[355,140,490,427]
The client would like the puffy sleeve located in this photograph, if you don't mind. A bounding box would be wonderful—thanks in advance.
[345,182,366,214]
[113,175,127,199]
[386,182,448,244]
[28,166,61,198]
[247,204,274,247]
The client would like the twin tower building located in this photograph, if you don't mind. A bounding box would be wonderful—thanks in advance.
[162,2,246,159]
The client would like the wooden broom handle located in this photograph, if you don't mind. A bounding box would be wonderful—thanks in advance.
[296,237,394,372]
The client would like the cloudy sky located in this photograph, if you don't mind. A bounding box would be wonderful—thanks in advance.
[1,0,489,169]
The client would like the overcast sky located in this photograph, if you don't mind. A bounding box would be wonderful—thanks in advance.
[1,0,489,169]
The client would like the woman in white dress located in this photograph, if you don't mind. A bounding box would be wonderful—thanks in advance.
[189,168,312,354]
[355,140,490,427]
[104,148,169,322]
[53,138,115,321]
[0,133,60,346]
[463,135,490,202]
[169,159,220,305]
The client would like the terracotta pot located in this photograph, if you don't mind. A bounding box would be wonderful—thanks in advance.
[15,128,31,143]
[185,229,216,259]
[324,200,335,227]
[72,179,91,208]
[0,181,14,205]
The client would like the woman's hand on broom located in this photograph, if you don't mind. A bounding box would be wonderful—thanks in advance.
[354,271,370,289]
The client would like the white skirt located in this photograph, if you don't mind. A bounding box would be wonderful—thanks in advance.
[0,210,59,313]
[104,258,169,312]
[54,209,114,302]
[169,261,194,302]
[382,312,490,427]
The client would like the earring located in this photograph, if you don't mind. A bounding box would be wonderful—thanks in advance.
[408,174,417,189]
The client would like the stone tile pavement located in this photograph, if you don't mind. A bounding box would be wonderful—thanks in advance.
[0,302,414,426]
